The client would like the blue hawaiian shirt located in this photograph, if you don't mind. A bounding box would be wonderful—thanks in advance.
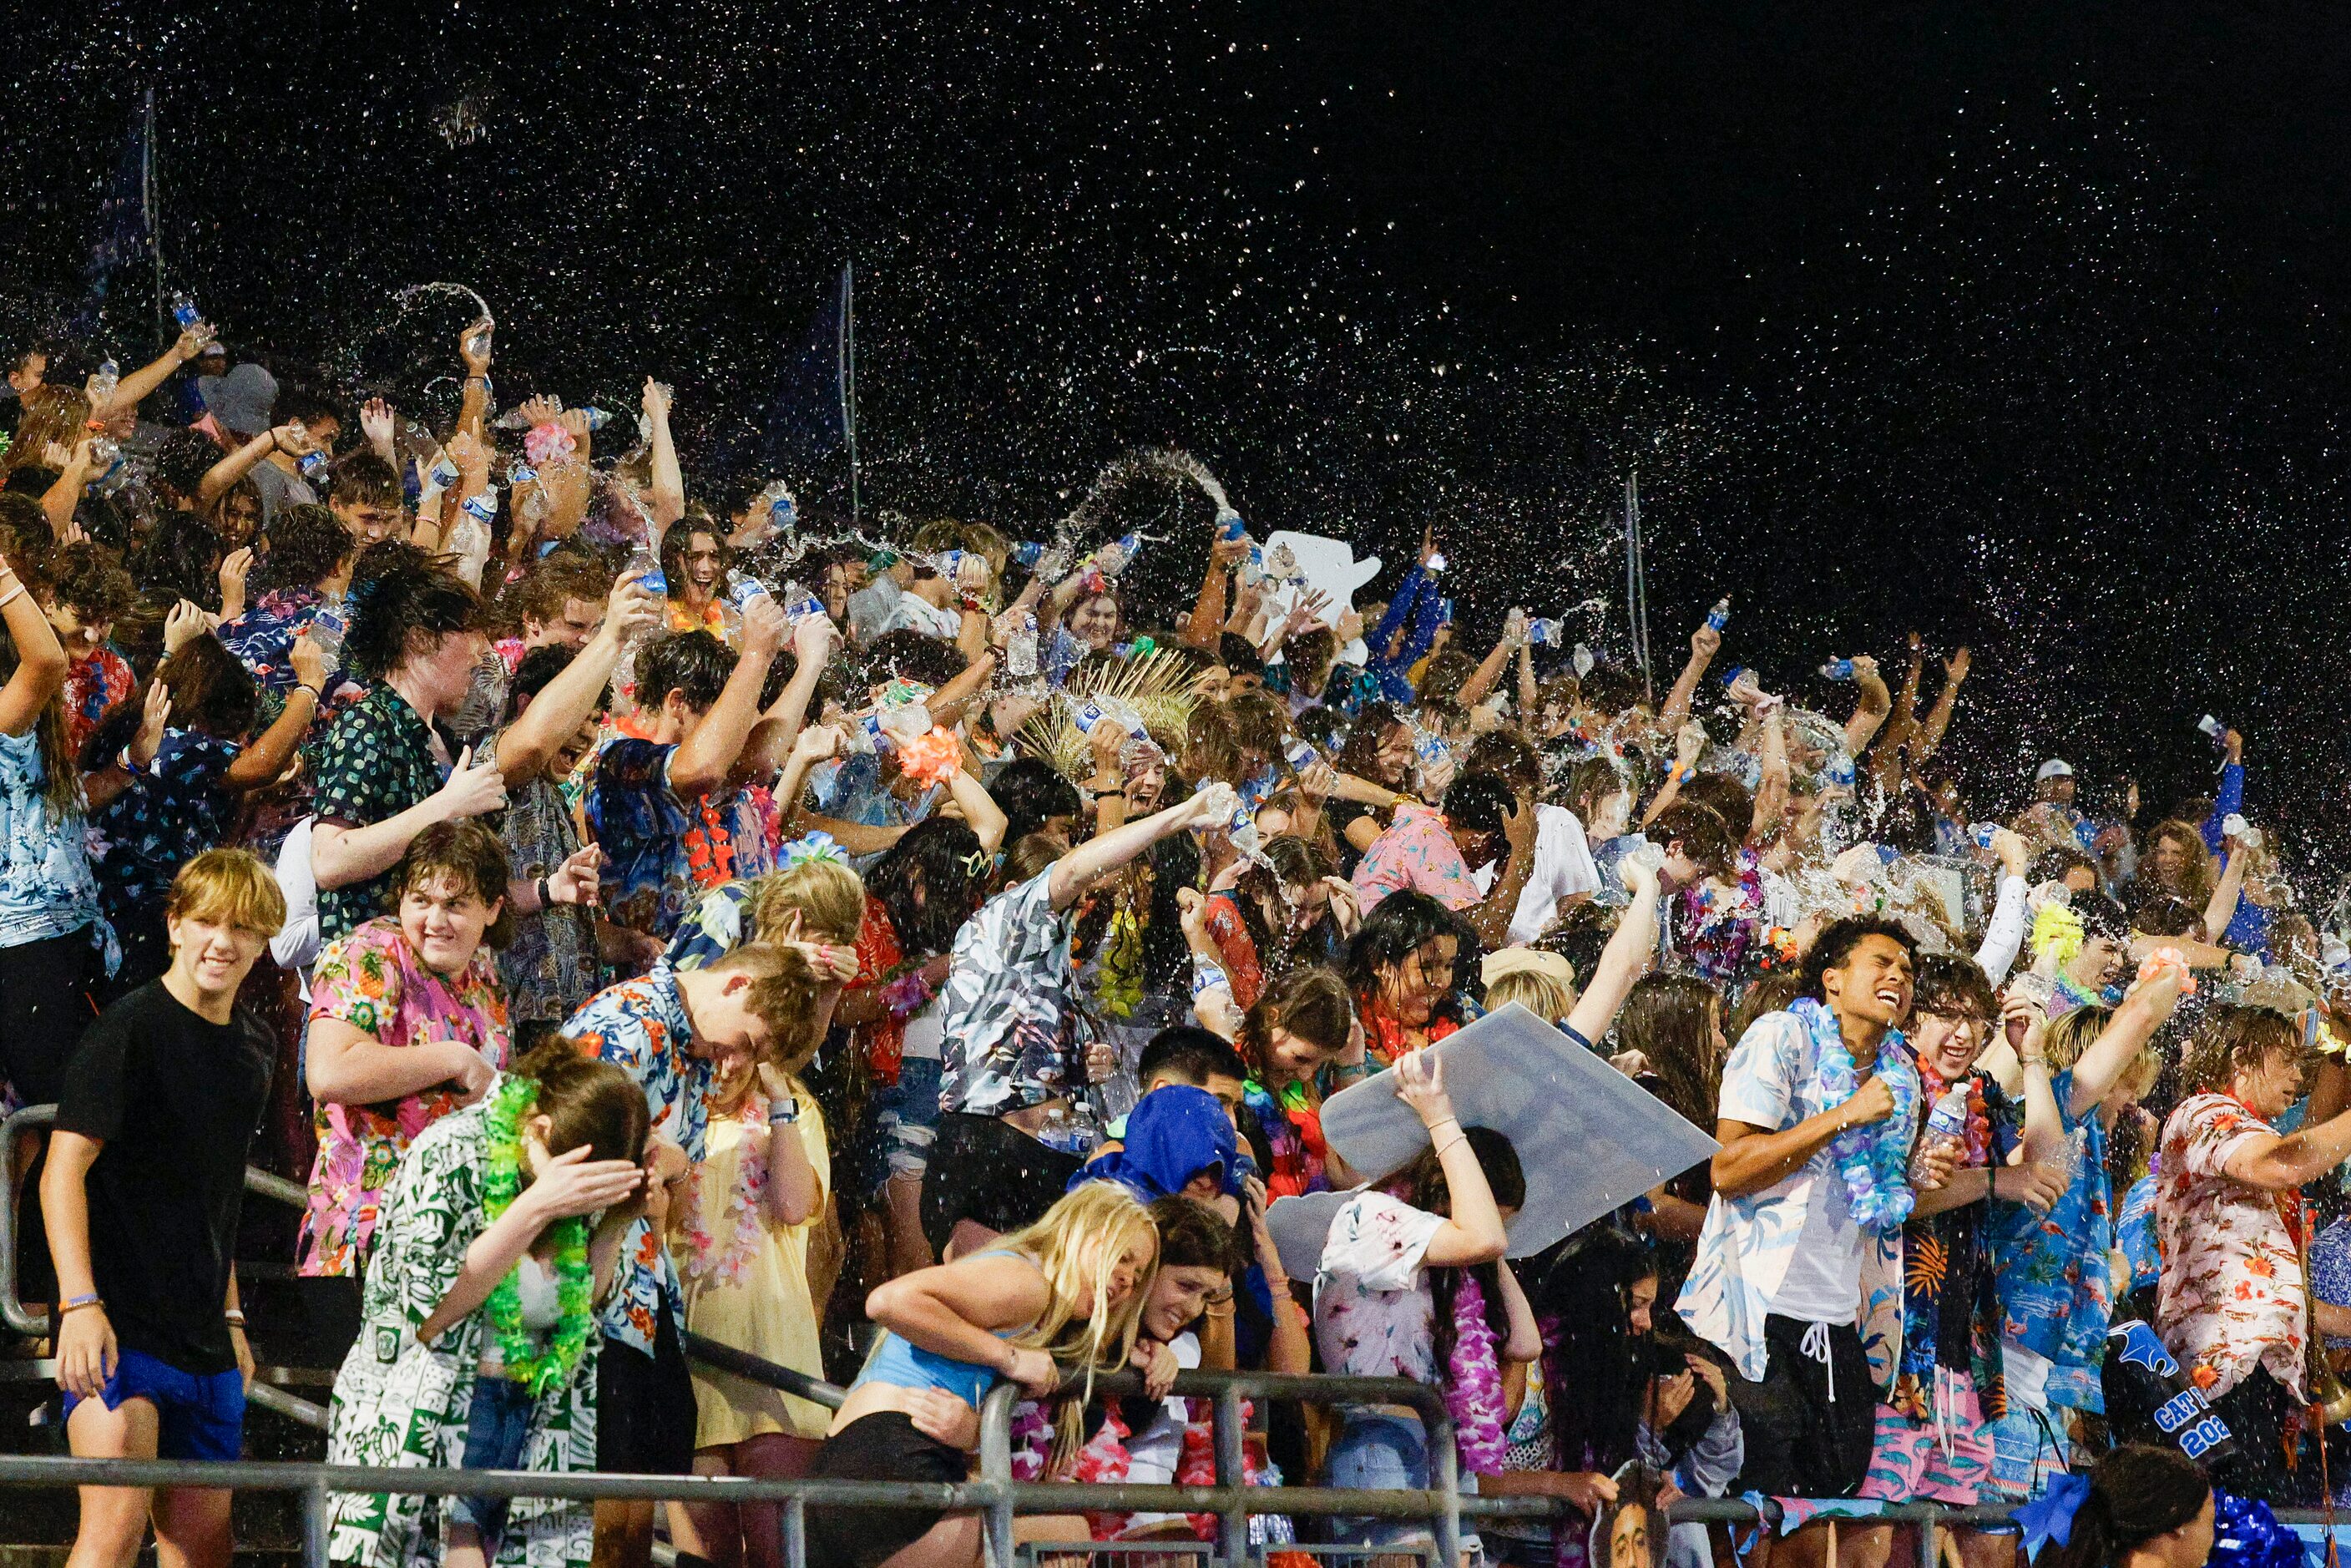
[0,727,101,953]
[561,967,709,1356]
[90,729,241,950]
[1986,1067,2111,1414]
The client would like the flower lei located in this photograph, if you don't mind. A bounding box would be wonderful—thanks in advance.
[781,830,848,868]
[1444,1269,1509,1475]
[1788,996,1919,1233]
[480,1076,595,1399]
[680,1097,771,1287]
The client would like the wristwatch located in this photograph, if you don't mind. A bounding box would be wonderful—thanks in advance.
[768,1095,801,1125]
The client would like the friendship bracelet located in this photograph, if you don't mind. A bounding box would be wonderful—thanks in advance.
[535,875,552,910]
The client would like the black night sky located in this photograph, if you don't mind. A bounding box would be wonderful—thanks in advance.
[7,3,2351,874]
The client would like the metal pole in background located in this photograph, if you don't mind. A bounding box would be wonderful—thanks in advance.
[840,260,860,530]
[1625,470,1652,700]
[144,87,163,351]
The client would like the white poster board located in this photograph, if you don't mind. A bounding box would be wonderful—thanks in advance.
[1265,1004,1718,1278]
[1258,530,1381,625]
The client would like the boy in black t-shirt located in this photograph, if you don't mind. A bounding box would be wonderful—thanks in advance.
[43,848,286,1568]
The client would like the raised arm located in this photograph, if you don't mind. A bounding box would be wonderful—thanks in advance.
[2202,837,2249,944]
[1657,615,1723,733]
[224,641,324,791]
[1393,1053,1511,1267]
[2064,961,2186,1118]
[1843,655,1892,755]
[943,757,1009,854]
[0,554,68,736]
[642,379,685,529]
[1750,701,1791,842]
[94,323,210,418]
[1048,789,1217,912]
[495,574,658,786]
[198,422,311,508]
[40,439,95,537]
[1464,795,1539,950]
[311,747,507,889]
[1563,857,1661,1044]
[1456,614,1521,709]
[1186,535,1246,650]
[736,613,838,785]
[1916,648,1969,758]
[670,597,784,797]
[456,321,493,447]
[2202,731,2244,852]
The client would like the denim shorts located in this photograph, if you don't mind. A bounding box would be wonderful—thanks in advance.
[63,1345,245,1462]
[873,1055,943,1184]
[1324,1410,1435,1550]
[452,1373,538,1542]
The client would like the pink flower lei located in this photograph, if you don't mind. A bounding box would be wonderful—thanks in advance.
[679,1098,771,1287]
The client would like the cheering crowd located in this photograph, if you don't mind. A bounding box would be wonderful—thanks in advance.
[0,313,2340,1568]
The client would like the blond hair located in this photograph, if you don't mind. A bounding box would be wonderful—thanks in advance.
[748,857,867,946]
[1484,969,1574,1024]
[1004,1181,1160,1464]
[168,849,287,938]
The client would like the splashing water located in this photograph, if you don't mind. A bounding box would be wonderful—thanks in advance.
[394,281,493,321]
[1057,447,1234,543]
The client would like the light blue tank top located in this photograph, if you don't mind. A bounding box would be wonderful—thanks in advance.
[848,1252,1039,1407]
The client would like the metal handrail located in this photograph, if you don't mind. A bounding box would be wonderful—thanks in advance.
[0,1101,853,1429]
[979,1367,1464,1568]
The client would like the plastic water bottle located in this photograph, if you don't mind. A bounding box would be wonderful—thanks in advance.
[615,532,668,700]
[298,448,331,483]
[1827,754,1857,790]
[1004,609,1039,680]
[306,598,349,668]
[1011,539,1047,569]
[1909,1085,1971,1183]
[463,319,494,365]
[1719,664,1747,690]
[1526,616,1564,647]
[1218,511,1247,542]
[1820,657,1855,681]
[725,574,773,614]
[1969,822,2002,851]
[1425,551,1449,574]
[578,407,613,431]
[1706,596,1732,633]
[766,486,796,532]
[87,357,119,409]
[169,293,204,332]
[778,581,827,623]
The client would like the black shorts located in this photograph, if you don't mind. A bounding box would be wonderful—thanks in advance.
[1726,1315,1876,1498]
[2208,1365,2303,1505]
[595,1302,695,1476]
[918,1112,1085,1257]
[806,1410,968,1568]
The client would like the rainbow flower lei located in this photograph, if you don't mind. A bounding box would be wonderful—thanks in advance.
[480,1076,595,1399]
[1788,996,1919,1232]
[680,1097,772,1287]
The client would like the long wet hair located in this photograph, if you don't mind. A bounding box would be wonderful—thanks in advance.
[1616,974,1722,1137]
[1002,1181,1160,1464]
[1529,1225,1659,1480]
[867,815,987,957]
[1345,889,1475,1028]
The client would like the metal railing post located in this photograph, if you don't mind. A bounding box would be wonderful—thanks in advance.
[782,1494,807,1568]
[304,1479,331,1568]
[1213,1383,1248,1568]
[978,1382,1022,1568]
[0,1105,53,1336]
[1427,1405,1462,1568]
[1918,1501,1940,1568]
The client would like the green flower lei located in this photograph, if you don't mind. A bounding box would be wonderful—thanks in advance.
[480,1075,595,1399]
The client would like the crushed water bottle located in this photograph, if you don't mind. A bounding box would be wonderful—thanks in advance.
[578,407,614,431]
[1909,1084,1971,1182]
[306,597,350,668]
[725,574,773,615]
[87,357,119,409]
[463,319,494,365]
[1425,550,1449,574]
[1217,511,1248,542]
[614,533,668,701]
[1969,822,2002,850]
[1004,608,1040,680]
[1706,595,1732,633]
[1010,539,1047,568]
[1503,607,1529,646]
[1526,616,1565,647]
[1820,657,1856,680]
[169,292,204,332]
[298,447,331,484]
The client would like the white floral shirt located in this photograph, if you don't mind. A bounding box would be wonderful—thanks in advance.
[2155,1093,2307,1400]
[1312,1190,1447,1383]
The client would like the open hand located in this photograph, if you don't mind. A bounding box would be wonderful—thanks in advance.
[524,1142,645,1222]
[163,599,208,656]
[546,844,601,907]
[130,679,172,767]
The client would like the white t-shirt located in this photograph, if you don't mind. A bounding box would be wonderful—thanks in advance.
[1470,802,1601,945]
[901,999,944,1062]
[1312,1189,1448,1382]
[1716,1019,1864,1323]
[1122,1330,1203,1485]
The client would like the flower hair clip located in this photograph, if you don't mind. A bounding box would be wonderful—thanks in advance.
[781,831,847,868]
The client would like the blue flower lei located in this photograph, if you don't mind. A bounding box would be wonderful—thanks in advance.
[1789,996,1919,1232]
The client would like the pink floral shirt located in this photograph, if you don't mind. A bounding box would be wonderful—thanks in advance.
[1312,1189,1447,1382]
[296,917,511,1277]
[1351,802,1479,916]
[2154,1092,2307,1400]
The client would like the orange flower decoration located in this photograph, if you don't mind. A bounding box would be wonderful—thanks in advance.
[897,726,964,787]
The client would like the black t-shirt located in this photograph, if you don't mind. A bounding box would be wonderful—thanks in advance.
[54,980,274,1373]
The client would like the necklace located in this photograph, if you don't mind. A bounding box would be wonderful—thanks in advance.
[1790,997,1919,1232]
[480,1077,594,1398]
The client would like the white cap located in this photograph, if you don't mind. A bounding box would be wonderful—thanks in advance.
[2035,758,2075,782]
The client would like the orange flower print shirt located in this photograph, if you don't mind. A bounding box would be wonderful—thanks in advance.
[2154,1092,2308,1401]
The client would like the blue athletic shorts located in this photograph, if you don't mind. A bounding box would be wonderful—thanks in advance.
[63,1346,245,1462]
